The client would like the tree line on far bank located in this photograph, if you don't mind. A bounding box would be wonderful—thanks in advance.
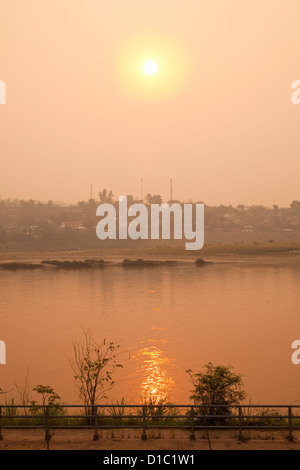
[1,196,300,251]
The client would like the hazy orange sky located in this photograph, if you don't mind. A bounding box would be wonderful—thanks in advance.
[0,0,300,206]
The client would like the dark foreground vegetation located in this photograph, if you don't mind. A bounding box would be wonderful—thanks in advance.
[0,331,299,449]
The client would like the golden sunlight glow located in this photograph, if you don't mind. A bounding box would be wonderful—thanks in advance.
[115,33,190,101]
[143,60,158,76]
[135,343,174,404]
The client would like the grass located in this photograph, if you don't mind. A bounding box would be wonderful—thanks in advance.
[0,404,296,430]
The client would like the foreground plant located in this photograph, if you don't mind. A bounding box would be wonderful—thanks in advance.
[187,363,246,421]
[30,385,64,449]
[69,329,123,410]
[30,385,64,416]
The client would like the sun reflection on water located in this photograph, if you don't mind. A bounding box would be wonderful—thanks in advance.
[135,341,175,404]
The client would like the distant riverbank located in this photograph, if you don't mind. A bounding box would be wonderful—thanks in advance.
[0,241,300,269]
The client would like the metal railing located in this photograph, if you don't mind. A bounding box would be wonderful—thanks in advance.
[0,404,299,443]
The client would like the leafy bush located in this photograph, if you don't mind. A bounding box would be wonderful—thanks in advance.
[187,363,246,424]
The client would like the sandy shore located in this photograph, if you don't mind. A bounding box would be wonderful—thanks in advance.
[0,429,300,450]
[1,247,300,269]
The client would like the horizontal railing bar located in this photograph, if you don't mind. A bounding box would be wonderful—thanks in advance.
[188,415,289,419]
[0,414,293,420]
[1,404,300,409]
[0,417,296,420]
[2,425,299,431]
[194,426,290,430]
[0,416,296,419]
[2,426,94,430]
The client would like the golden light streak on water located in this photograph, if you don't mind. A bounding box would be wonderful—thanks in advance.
[135,342,175,405]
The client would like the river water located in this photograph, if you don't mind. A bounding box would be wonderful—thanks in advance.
[1,258,300,405]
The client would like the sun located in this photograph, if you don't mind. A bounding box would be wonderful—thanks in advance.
[115,33,190,100]
[143,60,158,76]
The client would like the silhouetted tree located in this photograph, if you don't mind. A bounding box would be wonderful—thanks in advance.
[187,363,246,422]
[146,194,163,205]
[69,329,123,410]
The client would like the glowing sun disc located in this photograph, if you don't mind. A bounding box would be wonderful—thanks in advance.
[115,33,190,101]
[143,60,158,76]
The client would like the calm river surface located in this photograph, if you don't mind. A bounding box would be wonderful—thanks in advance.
[1,258,300,405]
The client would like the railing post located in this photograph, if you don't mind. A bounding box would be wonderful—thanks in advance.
[288,406,294,442]
[0,406,3,441]
[238,406,244,442]
[190,406,196,440]
[45,406,51,449]
[142,406,147,440]
[93,406,99,441]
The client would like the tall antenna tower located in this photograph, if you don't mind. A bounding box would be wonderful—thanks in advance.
[170,178,173,202]
[90,184,93,201]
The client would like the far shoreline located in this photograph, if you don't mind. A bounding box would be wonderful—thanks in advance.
[0,241,300,268]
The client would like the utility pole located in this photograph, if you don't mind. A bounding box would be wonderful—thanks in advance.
[170,178,173,202]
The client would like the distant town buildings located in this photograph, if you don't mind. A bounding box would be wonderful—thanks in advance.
[1,197,300,250]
